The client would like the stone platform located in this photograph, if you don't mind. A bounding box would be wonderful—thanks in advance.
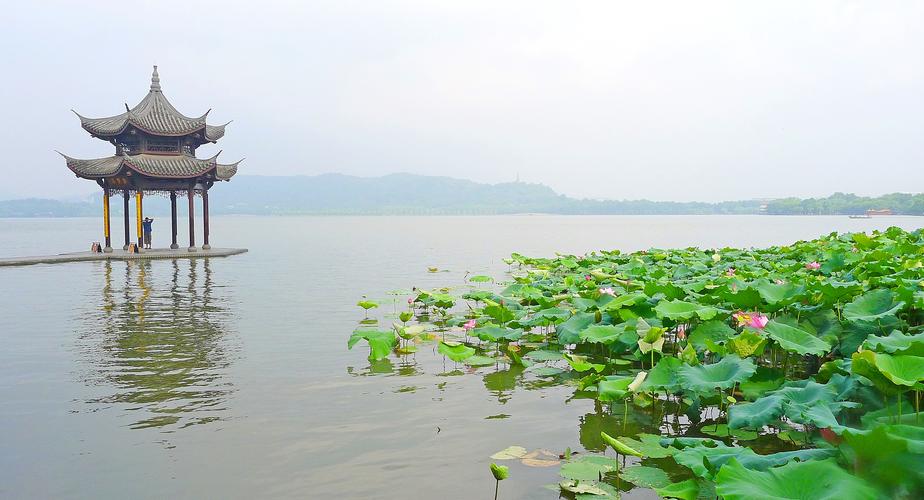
[0,247,248,267]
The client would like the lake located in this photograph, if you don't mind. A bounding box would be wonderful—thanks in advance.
[1,215,922,499]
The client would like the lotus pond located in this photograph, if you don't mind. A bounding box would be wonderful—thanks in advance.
[352,227,924,499]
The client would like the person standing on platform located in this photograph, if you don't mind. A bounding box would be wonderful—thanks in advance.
[142,217,154,249]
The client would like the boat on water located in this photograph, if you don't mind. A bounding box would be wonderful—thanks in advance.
[849,215,872,219]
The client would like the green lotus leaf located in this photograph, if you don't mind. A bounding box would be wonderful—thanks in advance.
[843,289,904,322]
[764,320,832,356]
[524,349,564,361]
[729,376,857,430]
[619,465,671,489]
[463,355,496,367]
[469,274,493,283]
[674,442,836,479]
[357,299,379,310]
[616,433,679,459]
[556,312,596,344]
[639,356,682,392]
[578,324,627,345]
[490,463,509,481]
[864,330,924,356]
[688,320,736,350]
[655,299,720,321]
[714,458,879,500]
[559,455,617,481]
[676,355,756,393]
[437,341,475,362]
[852,350,911,394]
[655,479,699,500]
[702,424,759,441]
[473,325,523,343]
[600,431,643,457]
[871,352,924,386]
[596,376,633,402]
[738,366,784,400]
[602,292,648,310]
[347,329,397,361]
[727,330,768,358]
[483,304,515,324]
[753,279,803,305]
[565,353,606,373]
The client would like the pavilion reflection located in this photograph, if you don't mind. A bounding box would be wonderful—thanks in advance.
[80,258,237,431]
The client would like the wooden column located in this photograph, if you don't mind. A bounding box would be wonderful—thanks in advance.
[122,189,130,250]
[102,191,112,252]
[170,192,179,249]
[135,191,144,250]
[187,188,197,252]
[202,190,211,250]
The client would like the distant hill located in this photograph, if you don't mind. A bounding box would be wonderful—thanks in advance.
[0,173,921,216]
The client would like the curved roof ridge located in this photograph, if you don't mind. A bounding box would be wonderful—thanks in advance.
[75,67,224,138]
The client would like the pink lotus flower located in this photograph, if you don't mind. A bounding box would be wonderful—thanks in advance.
[734,311,769,329]
[408,297,414,304]
[584,275,593,281]
[806,261,821,270]
[463,319,477,331]
[676,324,687,340]
[599,287,616,297]
[726,268,736,276]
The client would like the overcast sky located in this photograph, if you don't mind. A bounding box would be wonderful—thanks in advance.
[1,1,921,201]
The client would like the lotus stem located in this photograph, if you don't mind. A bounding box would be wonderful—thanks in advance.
[494,480,499,500]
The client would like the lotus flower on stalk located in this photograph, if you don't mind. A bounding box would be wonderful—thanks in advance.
[726,267,736,276]
[806,261,821,270]
[584,275,593,281]
[734,311,769,330]
[676,324,687,340]
[463,319,477,331]
[599,287,616,297]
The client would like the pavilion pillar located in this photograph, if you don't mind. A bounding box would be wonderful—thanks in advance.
[135,191,143,250]
[202,190,211,250]
[122,189,130,250]
[102,191,112,253]
[187,188,197,252]
[170,192,179,249]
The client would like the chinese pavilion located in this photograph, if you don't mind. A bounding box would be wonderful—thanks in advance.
[60,66,242,253]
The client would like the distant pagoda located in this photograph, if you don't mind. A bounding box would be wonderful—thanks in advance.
[60,66,242,252]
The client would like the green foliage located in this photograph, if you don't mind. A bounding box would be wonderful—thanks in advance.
[350,228,924,499]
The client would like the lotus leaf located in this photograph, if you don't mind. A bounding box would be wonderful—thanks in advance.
[463,355,496,367]
[347,329,397,361]
[764,320,832,356]
[688,320,736,350]
[559,455,617,481]
[714,458,879,500]
[565,353,606,373]
[437,341,475,362]
[843,289,904,322]
[655,479,699,500]
[676,355,756,393]
[619,465,671,489]
[655,299,720,321]
[579,324,627,345]
[473,326,523,343]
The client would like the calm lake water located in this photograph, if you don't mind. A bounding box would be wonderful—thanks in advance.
[1,215,922,499]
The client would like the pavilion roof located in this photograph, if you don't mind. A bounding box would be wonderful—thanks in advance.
[59,152,241,180]
[73,66,227,141]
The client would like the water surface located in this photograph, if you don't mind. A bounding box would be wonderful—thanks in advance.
[1,215,921,499]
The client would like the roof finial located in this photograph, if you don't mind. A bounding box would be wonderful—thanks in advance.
[150,65,161,92]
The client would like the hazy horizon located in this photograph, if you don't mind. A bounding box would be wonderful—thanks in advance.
[2,1,922,201]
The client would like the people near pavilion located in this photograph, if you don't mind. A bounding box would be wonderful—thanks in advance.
[142,217,154,249]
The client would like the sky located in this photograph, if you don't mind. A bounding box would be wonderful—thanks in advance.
[1,0,922,201]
